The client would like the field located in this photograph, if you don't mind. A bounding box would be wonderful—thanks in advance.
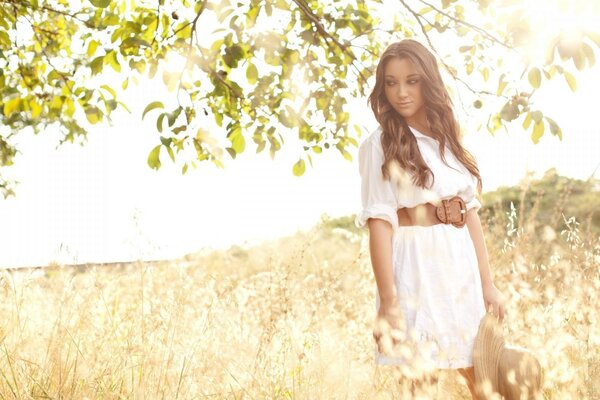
[1,194,599,399]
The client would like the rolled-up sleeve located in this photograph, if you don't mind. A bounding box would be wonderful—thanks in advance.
[354,138,399,230]
[465,196,482,212]
[465,171,482,212]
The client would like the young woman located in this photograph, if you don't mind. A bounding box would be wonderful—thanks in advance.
[355,39,507,398]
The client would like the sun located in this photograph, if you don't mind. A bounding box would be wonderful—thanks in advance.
[509,0,600,65]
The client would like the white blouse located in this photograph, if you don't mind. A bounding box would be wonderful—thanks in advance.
[355,125,482,231]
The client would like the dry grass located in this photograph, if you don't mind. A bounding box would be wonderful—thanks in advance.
[0,191,599,399]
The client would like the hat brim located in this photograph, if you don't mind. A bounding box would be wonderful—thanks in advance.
[473,312,505,395]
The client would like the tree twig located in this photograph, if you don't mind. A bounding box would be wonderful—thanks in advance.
[3,0,99,30]
[417,0,511,49]
[291,0,369,88]
[399,0,506,99]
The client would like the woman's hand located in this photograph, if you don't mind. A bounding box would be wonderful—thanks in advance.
[482,281,506,321]
[373,298,406,355]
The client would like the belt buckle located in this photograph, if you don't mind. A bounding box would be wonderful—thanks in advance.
[435,196,467,227]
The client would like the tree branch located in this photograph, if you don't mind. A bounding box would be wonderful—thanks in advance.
[174,1,244,107]
[151,1,161,46]
[399,0,505,99]
[417,0,511,49]
[18,12,77,100]
[175,1,209,108]
[291,0,369,88]
[2,0,99,30]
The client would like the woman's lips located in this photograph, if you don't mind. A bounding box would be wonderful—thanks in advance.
[397,102,413,107]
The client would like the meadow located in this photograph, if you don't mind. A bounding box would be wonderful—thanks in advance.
[1,181,599,399]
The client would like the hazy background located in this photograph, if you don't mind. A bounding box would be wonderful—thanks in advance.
[1,2,599,269]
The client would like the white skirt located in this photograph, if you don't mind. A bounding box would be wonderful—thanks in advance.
[374,223,487,370]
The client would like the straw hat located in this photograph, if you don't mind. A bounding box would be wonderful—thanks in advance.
[473,312,543,400]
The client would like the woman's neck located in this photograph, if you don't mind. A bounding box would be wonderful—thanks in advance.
[405,109,430,135]
[406,118,432,137]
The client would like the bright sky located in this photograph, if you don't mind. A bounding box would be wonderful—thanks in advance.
[1,1,599,269]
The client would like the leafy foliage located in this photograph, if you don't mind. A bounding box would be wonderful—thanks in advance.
[1,0,599,198]
[483,167,600,236]
[342,167,600,237]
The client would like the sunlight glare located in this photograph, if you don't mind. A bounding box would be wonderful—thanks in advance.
[514,0,599,64]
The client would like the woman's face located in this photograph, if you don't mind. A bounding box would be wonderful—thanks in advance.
[383,57,425,121]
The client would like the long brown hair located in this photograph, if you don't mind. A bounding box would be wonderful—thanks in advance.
[367,39,482,196]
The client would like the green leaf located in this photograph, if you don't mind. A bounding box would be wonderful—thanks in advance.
[0,31,9,47]
[500,101,519,121]
[87,40,99,57]
[496,74,507,96]
[117,101,131,113]
[246,4,259,28]
[564,71,577,91]
[292,158,305,176]
[165,144,175,162]
[142,101,164,119]
[105,50,121,72]
[480,67,489,82]
[246,63,258,85]
[278,109,293,128]
[3,97,21,117]
[545,116,562,140]
[160,136,172,146]
[85,105,102,124]
[582,42,595,67]
[89,0,111,8]
[572,47,586,71]
[64,98,76,117]
[147,145,161,169]
[100,84,116,98]
[214,111,223,127]
[163,70,179,92]
[225,147,236,159]
[531,120,544,144]
[90,56,104,75]
[530,110,543,123]
[121,37,151,49]
[229,125,245,153]
[157,113,166,132]
[29,98,43,119]
[522,112,532,130]
[528,67,541,89]
[487,113,502,134]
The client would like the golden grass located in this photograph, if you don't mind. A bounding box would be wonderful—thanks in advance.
[0,194,599,399]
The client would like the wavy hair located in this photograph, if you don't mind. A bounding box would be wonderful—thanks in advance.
[367,39,482,197]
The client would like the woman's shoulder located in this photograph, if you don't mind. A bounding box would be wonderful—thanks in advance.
[359,125,384,154]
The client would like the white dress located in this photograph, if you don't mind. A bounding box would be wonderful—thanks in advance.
[354,125,487,370]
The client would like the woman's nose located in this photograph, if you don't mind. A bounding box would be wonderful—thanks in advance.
[396,84,408,98]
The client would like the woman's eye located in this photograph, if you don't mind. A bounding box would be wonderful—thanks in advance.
[408,79,420,84]
[385,81,395,86]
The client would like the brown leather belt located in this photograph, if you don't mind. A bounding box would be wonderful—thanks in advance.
[396,195,467,228]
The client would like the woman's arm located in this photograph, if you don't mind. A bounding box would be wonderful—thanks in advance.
[367,218,397,305]
[465,208,506,319]
[465,209,493,286]
[368,217,405,353]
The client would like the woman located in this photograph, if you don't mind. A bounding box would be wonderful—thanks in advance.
[355,39,507,398]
